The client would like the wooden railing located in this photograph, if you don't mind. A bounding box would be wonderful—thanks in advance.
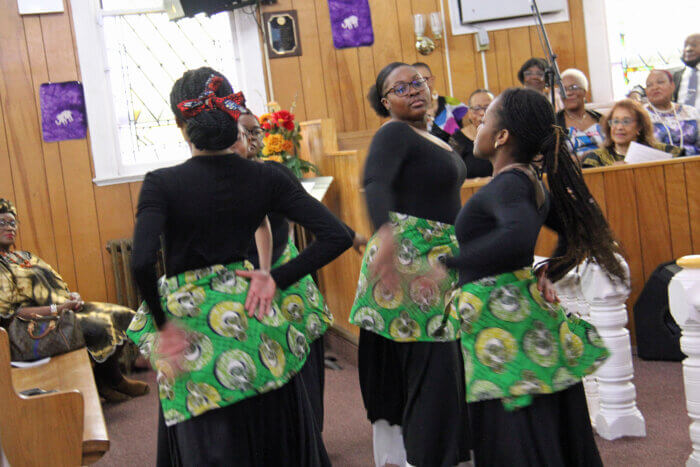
[299,119,700,341]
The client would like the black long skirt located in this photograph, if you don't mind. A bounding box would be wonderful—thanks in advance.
[298,336,326,431]
[156,373,330,467]
[469,382,603,467]
[358,330,471,467]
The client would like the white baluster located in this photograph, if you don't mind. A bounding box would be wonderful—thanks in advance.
[580,258,646,440]
[669,255,700,467]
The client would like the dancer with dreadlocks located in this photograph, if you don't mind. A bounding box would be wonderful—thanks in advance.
[442,87,625,466]
[128,67,352,465]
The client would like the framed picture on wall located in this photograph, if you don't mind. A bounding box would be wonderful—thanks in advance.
[262,10,302,59]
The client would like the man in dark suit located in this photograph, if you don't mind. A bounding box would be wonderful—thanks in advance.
[673,33,699,109]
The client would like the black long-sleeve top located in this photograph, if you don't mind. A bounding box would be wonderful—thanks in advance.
[445,170,565,286]
[449,131,494,179]
[246,161,356,268]
[363,121,467,230]
[132,154,353,327]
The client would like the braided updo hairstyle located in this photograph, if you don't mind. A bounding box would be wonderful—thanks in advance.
[495,87,626,282]
[366,62,409,117]
[170,67,238,151]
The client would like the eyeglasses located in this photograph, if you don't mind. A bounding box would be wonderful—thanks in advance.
[609,118,636,127]
[241,127,263,140]
[565,84,585,93]
[383,78,428,98]
[469,105,489,113]
[523,70,545,78]
[0,219,17,229]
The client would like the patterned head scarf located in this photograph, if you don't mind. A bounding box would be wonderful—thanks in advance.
[0,199,16,217]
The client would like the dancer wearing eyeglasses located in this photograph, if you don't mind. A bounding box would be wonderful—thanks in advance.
[350,62,471,467]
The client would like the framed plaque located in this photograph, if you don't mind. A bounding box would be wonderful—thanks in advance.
[262,10,302,58]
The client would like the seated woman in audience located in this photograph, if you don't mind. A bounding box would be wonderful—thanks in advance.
[644,69,700,155]
[556,68,603,160]
[0,199,148,402]
[449,88,495,178]
[582,98,683,167]
[412,62,469,144]
[517,57,563,109]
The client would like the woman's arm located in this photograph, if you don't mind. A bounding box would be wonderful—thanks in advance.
[15,301,83,319]
[255,217,273,272]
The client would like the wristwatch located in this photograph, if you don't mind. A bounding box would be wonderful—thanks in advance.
[50,304,58,316]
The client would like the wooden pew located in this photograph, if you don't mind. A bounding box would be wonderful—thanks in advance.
[298,118,700,343]
[0,329,109,466]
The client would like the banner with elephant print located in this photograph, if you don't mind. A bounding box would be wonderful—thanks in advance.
[39,81,87,142]
[126,255,329,427]
[328,0,374,49]
[349,212,461,343]
[452,269,609,410]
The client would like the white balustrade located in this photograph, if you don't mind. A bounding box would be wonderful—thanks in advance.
[669,255,700,467]
[580,258,646,440]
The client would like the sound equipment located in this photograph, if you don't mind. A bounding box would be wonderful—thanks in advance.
[633,260,685,361]
[164,0,277,21]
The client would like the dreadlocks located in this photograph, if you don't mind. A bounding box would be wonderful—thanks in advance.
[495,87,626,282]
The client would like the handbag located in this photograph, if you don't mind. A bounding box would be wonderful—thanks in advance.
[8,309,86,361]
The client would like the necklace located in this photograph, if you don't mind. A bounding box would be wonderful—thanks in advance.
[0,250,31,268]
[565,110,588,125]
[647,102,684,150]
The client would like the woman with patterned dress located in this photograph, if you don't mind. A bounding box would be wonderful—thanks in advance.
[582,98,683,168]
[0,198,148,402]
[645,69,700,155]
[350,62,471,467]
[556,69,603,160]
[127,67,352,466]
[443,87,626,465]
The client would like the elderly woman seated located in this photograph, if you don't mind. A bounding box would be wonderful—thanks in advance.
[556,68,603,160]
[582,99,683,167]
[0,199,148,402]
[644,69,700,155]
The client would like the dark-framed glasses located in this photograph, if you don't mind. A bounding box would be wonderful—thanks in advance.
[524,70,545,78]
[609,118,636,127]
[469,105,489,113]
[241,126,264,140]
[0,219,18,229]
[565,84,585,93]
[383,78,428,98]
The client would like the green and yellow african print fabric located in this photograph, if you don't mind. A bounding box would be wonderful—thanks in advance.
[127,247,329,426]
[349,212,460,343]
[451,269,609,410]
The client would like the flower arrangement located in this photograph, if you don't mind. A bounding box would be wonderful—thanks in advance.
[259,109,319,178]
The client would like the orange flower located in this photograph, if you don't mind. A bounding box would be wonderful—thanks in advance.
[282,140,294,152]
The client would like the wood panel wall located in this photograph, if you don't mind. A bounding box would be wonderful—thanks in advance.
[262,0,589,133]
[0,0,141,305]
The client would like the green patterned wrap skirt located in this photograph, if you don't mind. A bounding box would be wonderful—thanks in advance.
[451,268,609,410]
[349,212,460,343]
[126,260,316,426]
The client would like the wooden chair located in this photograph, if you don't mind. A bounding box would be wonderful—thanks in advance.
[0,328,109,466]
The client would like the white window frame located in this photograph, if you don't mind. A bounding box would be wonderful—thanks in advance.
[70,0,268,186]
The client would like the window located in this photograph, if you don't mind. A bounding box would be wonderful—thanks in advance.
[71,0,267,185]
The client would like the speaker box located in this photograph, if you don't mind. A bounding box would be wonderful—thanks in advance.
[633,260,685,361]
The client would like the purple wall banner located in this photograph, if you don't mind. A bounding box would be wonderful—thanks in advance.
[328,0,374,49]
[39,81,88,143]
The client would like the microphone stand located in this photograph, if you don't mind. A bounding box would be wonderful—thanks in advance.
[530,0,566,111]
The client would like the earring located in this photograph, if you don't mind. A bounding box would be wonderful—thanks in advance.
[494,142,500,150]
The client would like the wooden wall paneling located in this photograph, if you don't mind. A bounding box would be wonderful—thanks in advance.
[40,11,107,300]
[397,0,418,66]
[0,0,58,266]
[633,166,673,281]
[493,30,515,93]
[441,0,478,101]
[292,0,329,121]
[312,0,346,132]
[583,172,607,217]
[410,0,448,96]
[603,170,643,335]
[129,182,142,219]
[528,26,542,62]
[0,67,19,249]
[507,28,533,89]
[22,15,78,289]
[546,22,576,72]
[335,49,366,131]
[567,0,589,75]
[480,32,500,93]
[534,227,559,257]
[664,163,693,258]
[357,47,380,129]
[685,161,700,252]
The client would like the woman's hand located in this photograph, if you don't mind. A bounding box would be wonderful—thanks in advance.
[352,233,368,255]
[68,292,81,301]
[536,265,559,304]
[236,269,277,320]
[368,225,399,292]
[59,300,84,313]
[156,321,189,375]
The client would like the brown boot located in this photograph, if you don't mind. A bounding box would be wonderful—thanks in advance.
[113,376,150,398]
[99,385,131,403]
